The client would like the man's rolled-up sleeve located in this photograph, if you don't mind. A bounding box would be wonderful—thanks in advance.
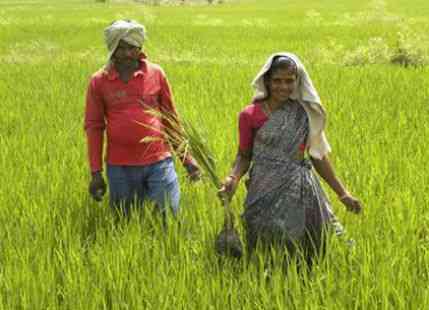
[84,78,105,172]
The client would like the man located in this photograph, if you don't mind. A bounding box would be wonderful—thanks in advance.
[84,19,199,217]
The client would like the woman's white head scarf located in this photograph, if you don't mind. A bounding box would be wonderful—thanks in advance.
[104,19,146,63]
[251,52,331,159]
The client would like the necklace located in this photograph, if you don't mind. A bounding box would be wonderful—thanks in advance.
[263,101,273,116]
[263,98,291,116]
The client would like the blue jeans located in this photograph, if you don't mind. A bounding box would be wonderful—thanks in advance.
[106,158,180,216]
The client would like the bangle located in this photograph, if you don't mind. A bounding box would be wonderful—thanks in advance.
[228,174,240,182]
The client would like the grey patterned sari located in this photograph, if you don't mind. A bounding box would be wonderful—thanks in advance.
[242,100,341,255]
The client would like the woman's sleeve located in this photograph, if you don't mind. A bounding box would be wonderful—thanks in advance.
[238,110,253,152]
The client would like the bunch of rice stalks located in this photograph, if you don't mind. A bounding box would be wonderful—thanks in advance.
[137,104,243,258]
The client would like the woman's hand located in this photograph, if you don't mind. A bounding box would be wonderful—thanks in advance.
[218,175,239,202]
[340,194,363,214]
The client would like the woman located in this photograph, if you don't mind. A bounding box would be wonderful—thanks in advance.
[219,52,362,266]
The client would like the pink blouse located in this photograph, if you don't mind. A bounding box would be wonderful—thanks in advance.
[238,101,268,151]
[238,100,306,153]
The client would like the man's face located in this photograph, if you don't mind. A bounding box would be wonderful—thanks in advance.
[112,40,141,65]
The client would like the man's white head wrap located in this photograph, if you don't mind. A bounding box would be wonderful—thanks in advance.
[104,19,146,62]
[251,52,331,159]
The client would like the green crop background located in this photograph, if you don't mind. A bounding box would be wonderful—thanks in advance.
[0,0,428,308]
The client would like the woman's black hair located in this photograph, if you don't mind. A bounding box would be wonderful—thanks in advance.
[265,56,298,80]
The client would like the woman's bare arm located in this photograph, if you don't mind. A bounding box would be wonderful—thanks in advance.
[219,149,252,199]
[310,155,348,197]
[229,149,252,179]
[311,155,362,213]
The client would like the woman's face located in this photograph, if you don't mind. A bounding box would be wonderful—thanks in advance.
[266,68,297,103]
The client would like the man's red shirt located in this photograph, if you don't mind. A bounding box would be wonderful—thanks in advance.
[84,57,180,172]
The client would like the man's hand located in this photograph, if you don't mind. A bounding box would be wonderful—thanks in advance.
[89,171,106,201]
[184,162,201,182]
